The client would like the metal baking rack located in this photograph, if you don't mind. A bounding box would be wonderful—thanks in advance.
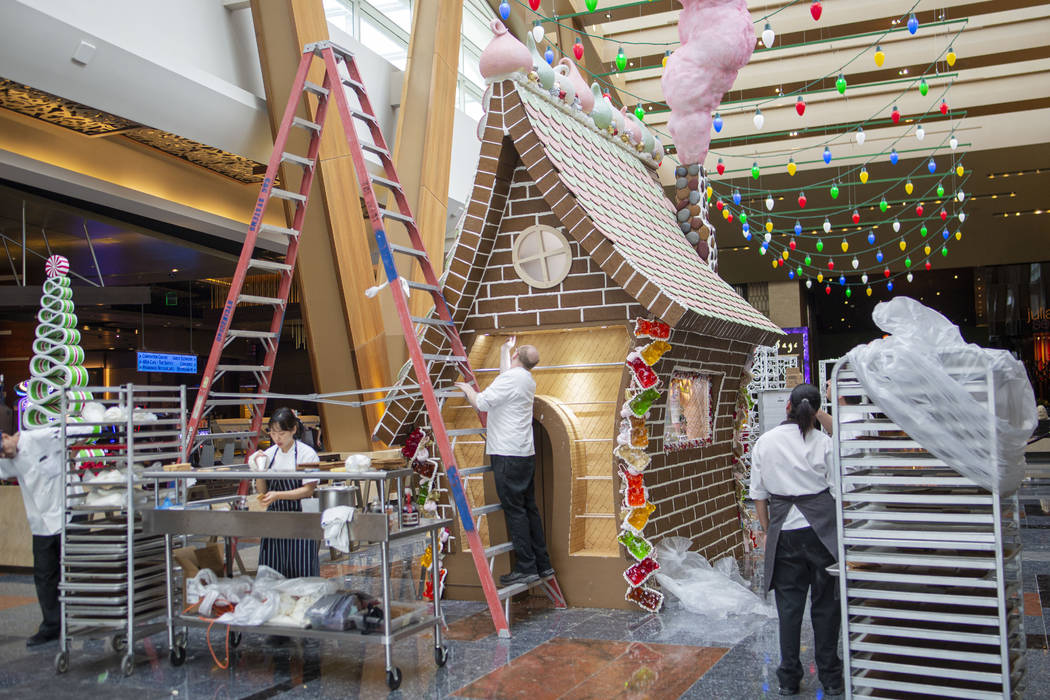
[832,359,1025,699]
[56,384,187,677]
[139,465,450,691]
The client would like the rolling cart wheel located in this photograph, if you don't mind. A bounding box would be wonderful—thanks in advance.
[434,645,448,667]
[174,629,188,649]
[169,646,186,667]
[54,651,69,675]
[386,667,402,690]
[229,631,242,649]
[111,634,128,653]
[120,654,135,677]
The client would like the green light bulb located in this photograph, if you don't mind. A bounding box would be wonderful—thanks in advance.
[919,78,929,96]
[937,184,945,197]
[615,47,626,72]
[941,246,948,256]
[921,225,928,237]
[585,0,597,11]
[905,257,912,268]
[845,288,852,298]
[879,198,888,212]
[751,162,760,179]
[830,183,839,199]
[836,73,847,95]
[634,104,645,121]
[739,213,748,224]
[804,254,812,266]
[816,239,824,253]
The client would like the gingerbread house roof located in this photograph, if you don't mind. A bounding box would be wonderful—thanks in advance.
[373,79,780,446]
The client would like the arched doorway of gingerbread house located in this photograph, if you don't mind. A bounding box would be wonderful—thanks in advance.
[533,417,554,555]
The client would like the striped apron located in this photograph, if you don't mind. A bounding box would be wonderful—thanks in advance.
[258,444,320,578]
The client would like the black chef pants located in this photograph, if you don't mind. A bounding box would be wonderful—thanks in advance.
[772,526,842,692]
[32,534,61,636]
[490,454,551,576]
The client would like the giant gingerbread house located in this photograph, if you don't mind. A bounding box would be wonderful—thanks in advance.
[374,26,780,610]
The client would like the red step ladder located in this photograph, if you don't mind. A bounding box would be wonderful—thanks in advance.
[182,40,565,638]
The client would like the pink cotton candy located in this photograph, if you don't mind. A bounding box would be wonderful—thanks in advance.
[661,0,755,165]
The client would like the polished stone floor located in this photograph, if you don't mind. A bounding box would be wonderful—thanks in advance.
[1,487,1049,699]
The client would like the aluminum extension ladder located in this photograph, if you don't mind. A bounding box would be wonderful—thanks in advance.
[182,39,562,637]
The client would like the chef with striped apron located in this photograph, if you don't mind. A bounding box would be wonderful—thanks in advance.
[254,408,320,578]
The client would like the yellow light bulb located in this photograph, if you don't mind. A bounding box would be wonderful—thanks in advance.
[859,169,869,184]
[706,186,713,199]
[899,239,907,251]
[905,181,914,195]
[782,250,789,260]
[723,209,730,220]
[955,231,962,240]
[874,48,885,67]
[817,273,824,283]
[772,259,778,268]
[765,221,774,233]
[956,165,964,177]
[787,160,797,176]
[946,49,957,67]
[866,286,873,296]
[924,244,932,255]
[841,241,849,252]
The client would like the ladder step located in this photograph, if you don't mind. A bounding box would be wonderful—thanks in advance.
[350,109,378,125]
[270,188,307,204]
[472,503,502,518]
[433,388,462,398]
[485,542,515,559]
[406,280,440,292]
[447,427,486,437]
[411,316,454,327]
[292,116,321,132]
[281,152,315,168]
[237,294,285,306]
[303,80,329,97]
[498,581,533,599]
[380,208,414,224]
[341,77,365,92]
[259,224,300,239]
[248,259,293,272]
[370,175,402,190]
[388,243,426,258]
[226,329,278,339]
[361,142,390,158]
[459,465,492,477]
[216,364,271,372]
[206,398,266,406]
[422,354,467,363]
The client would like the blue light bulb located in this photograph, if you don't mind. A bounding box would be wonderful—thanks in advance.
[742,222,750,233]
[713,113,723,133]
[928,157,937,173]
[887,281,894,291]
[794,221,803,235]
[839,275,846,286]
[867,231,876,245]
[942,228,950,240]
[876,249,884,262]
[907,13,918,35]
[823,146,832,164]
[745,232,752,241]
[889,149,899,165]
[733,189,742,206]
[544,47,554,65]
[499,1,510,20]
[788,270,795,279]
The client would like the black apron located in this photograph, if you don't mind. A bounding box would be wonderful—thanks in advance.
[762,488,839,594]
[258,442,320,578]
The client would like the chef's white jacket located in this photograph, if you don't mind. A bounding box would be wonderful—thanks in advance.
[0,427,71,536]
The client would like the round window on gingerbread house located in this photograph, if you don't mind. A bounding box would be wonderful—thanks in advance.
[512,224,572,289]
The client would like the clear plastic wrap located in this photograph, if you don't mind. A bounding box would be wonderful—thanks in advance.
[653,537,775,619]
[845,296,1037,494]
[216,591,280,626]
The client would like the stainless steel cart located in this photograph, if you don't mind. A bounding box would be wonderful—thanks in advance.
[832,360,1024,698]
[56,384,187,676]
[140,466,449,690]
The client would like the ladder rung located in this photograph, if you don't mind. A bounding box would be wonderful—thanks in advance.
[485,542,515,559]
[380,208,413,224]
[237,294,285,306]
[350,109,377,125]
[259,224,300,238]
[422,354,467,363]
[197,431,258,441]
[459,465,491,477]
[292,116,321,132]
[447,428,486,437]
[406,280,440,292]
[341,77,365,92]
[216,364,271,372]
[281,152,315,168]
[433,388,462,398]
[370,175,402,190]
[411,316,454,327]
[303,81,329,97]
[269,188,307,204]
[206,399,265,406]
[361,142,390,158]
[472,504,502,518]
[388,243,426,258]
[248,259,293,272]
[226,329,279,339]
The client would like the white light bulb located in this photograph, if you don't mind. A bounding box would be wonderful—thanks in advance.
[851,257,859,269]
[892,219,901,232]
[861,273,869,284]
[915,124,925,141]
[957,190,965,202]
[907,272,914,282]
[806,279,813,288]
[764,232,772,243]
[765,194,774,211]
[949,135,958,150]
[761,23,775,48]
[753,109,764,130]
[532,24,545,43]
[958,212,966,222]
[823,218,831,234]
[855,128,866,145]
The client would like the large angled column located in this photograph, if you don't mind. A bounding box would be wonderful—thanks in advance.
[250,0,390,447]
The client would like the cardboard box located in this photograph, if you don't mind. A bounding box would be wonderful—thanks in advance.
[173,543,225,578]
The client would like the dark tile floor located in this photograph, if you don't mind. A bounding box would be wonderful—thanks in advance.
[1,488,1048,699]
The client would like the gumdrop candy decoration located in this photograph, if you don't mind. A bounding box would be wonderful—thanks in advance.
[639,340,671,366]
[25,255,92,427]
[626,352,659,389]
[627,387,661,417]
[614,444,651,472]
[625,585,664,612]
[623,556,660,587]
[622,501,656,534]
[618,530,654,561]
[634,318,670,340]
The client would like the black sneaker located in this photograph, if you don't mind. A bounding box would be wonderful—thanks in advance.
[499,570,539,587]
[778,686,799,696]
[26,630,59,647]
[538,567,555,578]
[823,686,845,697]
